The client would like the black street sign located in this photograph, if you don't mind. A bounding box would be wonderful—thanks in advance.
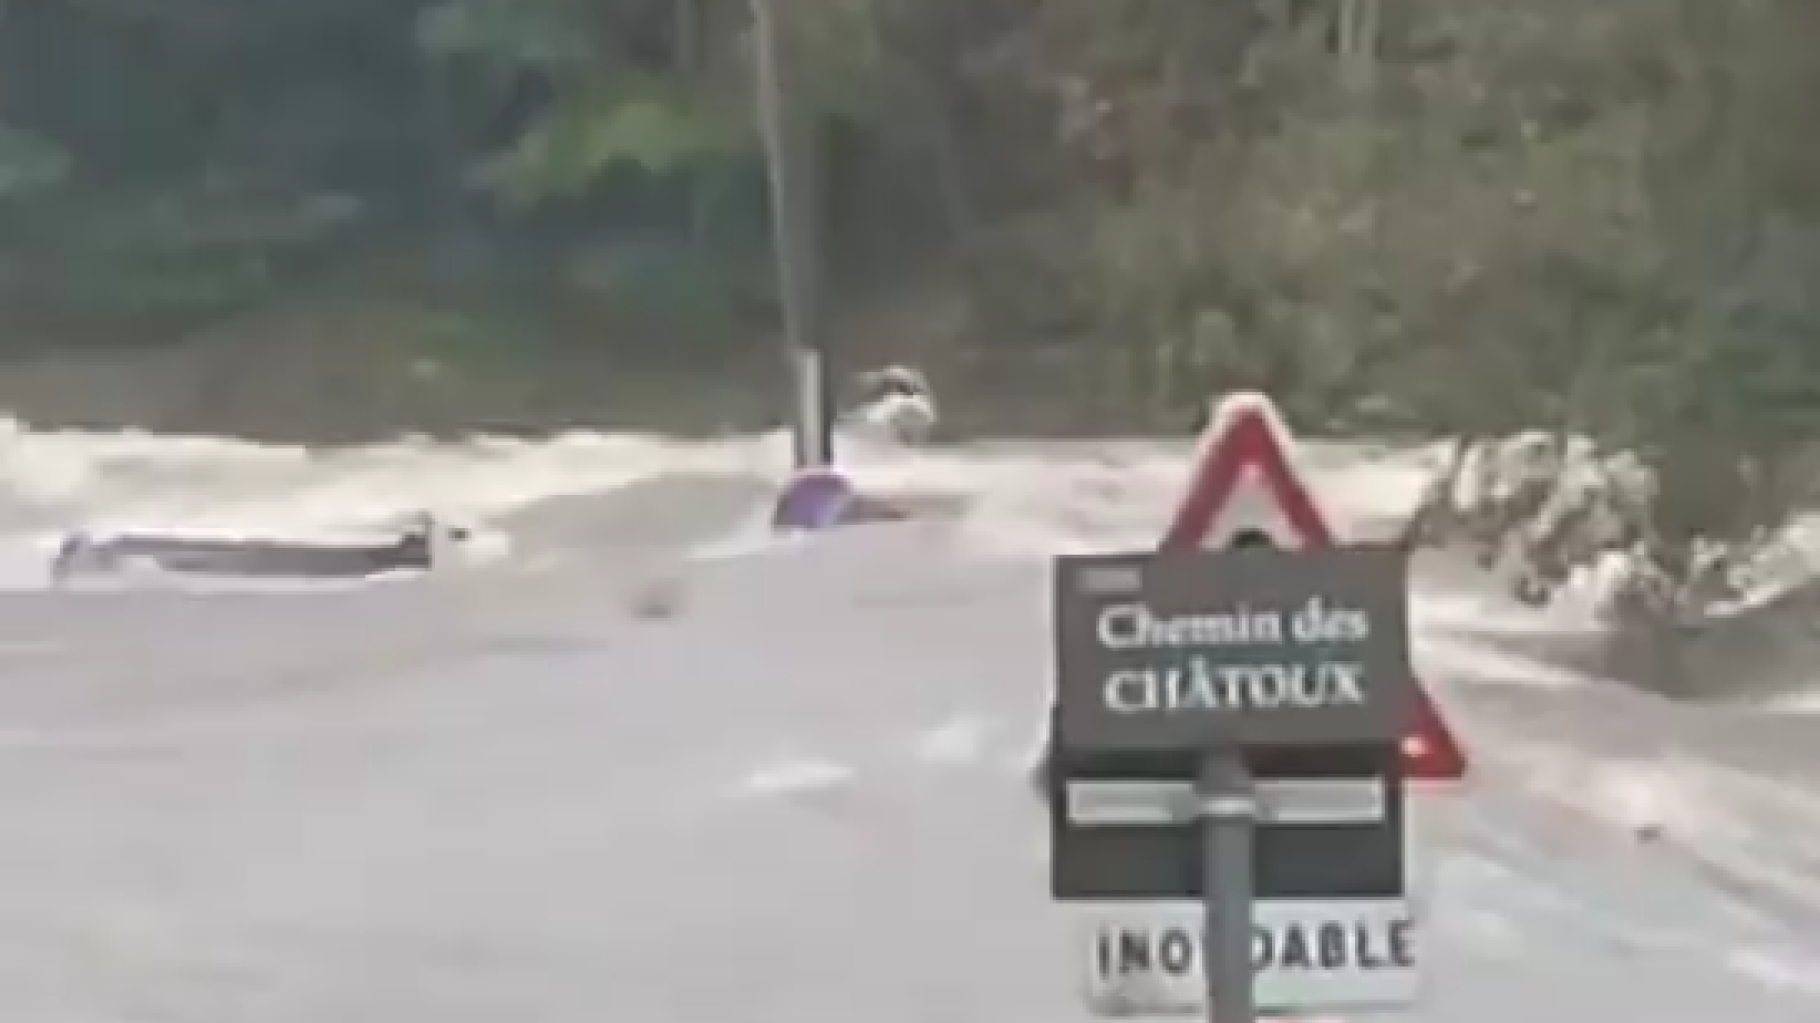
[1051,544,1414,751]
[1047,542,1415,904]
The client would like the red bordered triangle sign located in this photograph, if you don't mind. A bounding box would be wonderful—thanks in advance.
[1162,392,1468,782]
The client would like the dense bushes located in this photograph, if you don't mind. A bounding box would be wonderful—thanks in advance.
[1,0,1817,445]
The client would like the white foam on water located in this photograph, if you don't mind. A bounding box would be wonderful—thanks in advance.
[910,714,994,766]
[735,755,856,798]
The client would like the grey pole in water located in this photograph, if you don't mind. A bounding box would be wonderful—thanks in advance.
[1199,752,1258,1023]
[1336,0,1380,90]
[753,0,833,469]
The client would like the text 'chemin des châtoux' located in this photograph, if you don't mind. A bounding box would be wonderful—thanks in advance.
[1095,596,1374,714]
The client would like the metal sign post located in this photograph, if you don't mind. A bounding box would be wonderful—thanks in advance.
[752,0,833,470]
[1203,524,1265,1023]
[1198,752,1255,1023]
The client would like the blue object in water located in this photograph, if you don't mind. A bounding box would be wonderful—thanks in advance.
[772,470,857,530]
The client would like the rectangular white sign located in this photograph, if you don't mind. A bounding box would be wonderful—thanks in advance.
[1075,898,1420,1017]
[1066,777,1386,826]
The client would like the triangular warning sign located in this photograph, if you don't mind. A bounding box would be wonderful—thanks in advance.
[1162,392,1468,782]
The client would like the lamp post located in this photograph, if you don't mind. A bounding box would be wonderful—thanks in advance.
[753,0,833,469]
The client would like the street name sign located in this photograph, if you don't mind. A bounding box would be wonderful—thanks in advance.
[1045,392,1467,1022]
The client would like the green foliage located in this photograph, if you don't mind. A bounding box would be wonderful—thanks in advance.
[0,0,799,341]
[472,84,751,207]
[0,126,67,201]
[416,0,595,69]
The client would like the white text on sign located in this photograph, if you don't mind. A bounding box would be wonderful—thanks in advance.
[1094,595,1374,716]
[1076,899,1420,1017]
[1095,596,1372,649]
[1102,661,1365,714]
